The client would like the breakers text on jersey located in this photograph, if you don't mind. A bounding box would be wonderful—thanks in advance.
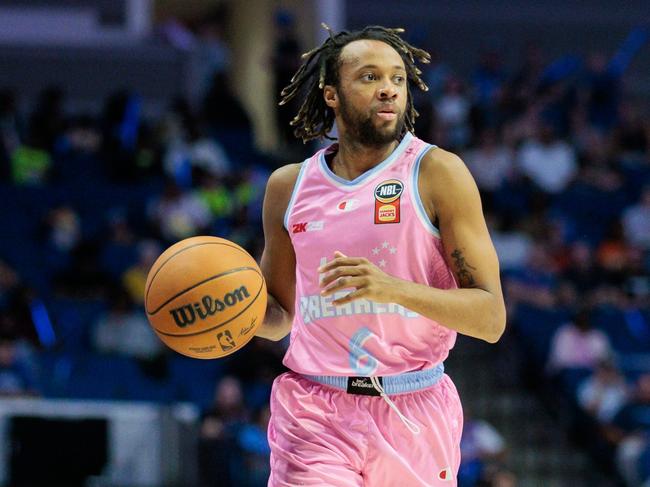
[299,291,418,324]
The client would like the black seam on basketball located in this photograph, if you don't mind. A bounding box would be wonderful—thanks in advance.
[146,266,259,315]
[145,241,251,305]
[154,271,265,337]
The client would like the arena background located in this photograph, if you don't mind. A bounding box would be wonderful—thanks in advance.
[0,1,648,486]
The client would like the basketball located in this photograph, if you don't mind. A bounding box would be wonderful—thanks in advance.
[144,236,267,359]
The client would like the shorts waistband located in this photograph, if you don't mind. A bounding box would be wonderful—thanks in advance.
[304,363,445,396]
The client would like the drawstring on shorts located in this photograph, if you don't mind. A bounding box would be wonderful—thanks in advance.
[370,376,421,435]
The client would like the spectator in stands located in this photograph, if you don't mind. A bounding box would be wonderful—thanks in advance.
[10,141,52,186]
[610,374,650,435]
[435,76,471,149]
[616,433,650,487]
[10,87,66,185]
[91,285,163,361]
[472,48,507,114]
[202,72,253,136]
[604,375,650,485]
[271,9,302,151]
[423,48,452,100]
[0,331,37,396]
[547,307,612,374]
[199,376,249,486]
[487,213,532,273]
[517,120,577,194]
[236,405,272,486]
[122,239,162,306]
[199,409,238,486]
[0,89,21,181]
[577,358,630,423]
[195,168,234,223]
[614,102,649,163]
[464,128,514,207]
[561,241,603,294]
[63,115,102,156]
[623,186,650,250]
[194,6,232,98]
[506,42,547,118]
[43,205,82,254]
[147,179,211,243]
[459,413,508,487]
[162,116,231,189]
[0,259,20,311]
[505,242,557,309]
[100,210,138,280]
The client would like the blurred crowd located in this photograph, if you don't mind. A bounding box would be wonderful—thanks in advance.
[0,8,648,486]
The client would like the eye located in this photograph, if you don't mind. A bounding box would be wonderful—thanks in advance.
[361,73,377,81]
[393,75,406,84]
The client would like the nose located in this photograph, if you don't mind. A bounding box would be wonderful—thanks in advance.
[378,82,397,100]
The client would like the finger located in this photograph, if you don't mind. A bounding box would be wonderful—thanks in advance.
[334,251,347,258]
[319,266,365,287]
[320,276,366,296]
[318,256,365,273]
[332,288,368,305]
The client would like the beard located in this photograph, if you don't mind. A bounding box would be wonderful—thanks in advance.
[338,91,405,147]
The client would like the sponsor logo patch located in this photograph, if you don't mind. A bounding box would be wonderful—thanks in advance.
[337,198,360,212]
[374,179,403,224]
[346,376,383,396]
[438,467,453,481]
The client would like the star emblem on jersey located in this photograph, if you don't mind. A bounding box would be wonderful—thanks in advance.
[369,241,396,268]
[374,179,403,224]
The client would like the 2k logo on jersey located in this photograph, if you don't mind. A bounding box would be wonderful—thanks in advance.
[292,220,325,234]
[374,179,403,224]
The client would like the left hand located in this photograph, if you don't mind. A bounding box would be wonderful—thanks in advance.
[318,251,400,305]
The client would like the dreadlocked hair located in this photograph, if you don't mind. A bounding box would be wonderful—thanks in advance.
[279,24,431,143]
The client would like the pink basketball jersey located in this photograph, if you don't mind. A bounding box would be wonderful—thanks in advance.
[283,132,458,376]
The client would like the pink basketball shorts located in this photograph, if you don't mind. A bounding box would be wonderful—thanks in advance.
[267,365,463,486]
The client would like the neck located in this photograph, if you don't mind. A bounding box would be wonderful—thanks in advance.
[331,131,400,181]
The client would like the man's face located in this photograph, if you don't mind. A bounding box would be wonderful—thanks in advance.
[329,39,408,147]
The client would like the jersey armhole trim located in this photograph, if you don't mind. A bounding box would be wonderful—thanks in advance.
[410,144,441,238]
[283,158,311,231]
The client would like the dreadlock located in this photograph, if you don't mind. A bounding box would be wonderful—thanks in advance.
[279,24,431,143]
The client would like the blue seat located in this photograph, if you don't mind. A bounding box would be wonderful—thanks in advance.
[122,358,179,403]
[64,354,135,400]
[514,303,569,366]
[170,356,225,410]
[47,298,107,353]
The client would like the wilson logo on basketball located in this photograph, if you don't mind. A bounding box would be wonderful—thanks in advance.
[169,286,251,328]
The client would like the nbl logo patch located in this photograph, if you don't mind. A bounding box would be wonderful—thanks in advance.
[374,179,403,224]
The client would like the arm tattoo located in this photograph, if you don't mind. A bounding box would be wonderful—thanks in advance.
[451,249,477,288]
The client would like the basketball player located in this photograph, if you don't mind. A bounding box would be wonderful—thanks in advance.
[255,25,506,486]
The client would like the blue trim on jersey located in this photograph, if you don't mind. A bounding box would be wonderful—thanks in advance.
[318,132,413,189]
[411,144,441,237]
[283,159,310,231]
[305,363,445,395]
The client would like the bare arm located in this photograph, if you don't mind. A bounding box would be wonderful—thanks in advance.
[319,148,506,343]
[255,164,300,341]
[397,147,506,342]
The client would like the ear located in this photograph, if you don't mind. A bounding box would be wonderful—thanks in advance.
[323,85,338,109]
